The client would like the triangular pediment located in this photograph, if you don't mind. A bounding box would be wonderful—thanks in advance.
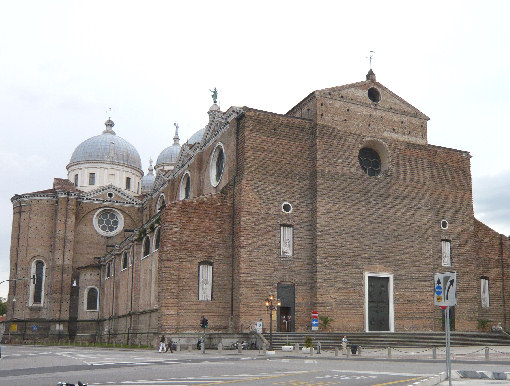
[81,184,142,205]
[317,80,429,120]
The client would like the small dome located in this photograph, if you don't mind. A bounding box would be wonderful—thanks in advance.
[141,159,155,192]
[188,128,205,145]
[156,123,181,168]
[68,119,142,170]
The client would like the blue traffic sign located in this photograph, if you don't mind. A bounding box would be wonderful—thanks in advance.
[311,319,319,327]
[435,285,442,296]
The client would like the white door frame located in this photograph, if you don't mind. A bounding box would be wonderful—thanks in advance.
[364,272,394,332]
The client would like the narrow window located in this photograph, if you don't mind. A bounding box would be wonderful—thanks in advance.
[280,225,293,257]
[122,252,128,270]
[86,287,99,311]
[198,262,213,301]
[142,236,151,258]
[441,240,451,267]
[481,276,490,308]
[106,262,111,279]
[154,228,161,251]
[74,174,78,187]
[157,195,166,211]
[89,173,96,185]
[126,177,131,190]
[179,172,191,200]
[31,260,45,305]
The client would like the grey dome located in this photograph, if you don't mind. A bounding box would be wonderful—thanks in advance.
[68,119,142,170]
[155,143,181,167]
[188,128,205,144]
[141,160,156,192]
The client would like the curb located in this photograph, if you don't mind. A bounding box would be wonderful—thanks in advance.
[408,372,446,386]
[455,370,510,380]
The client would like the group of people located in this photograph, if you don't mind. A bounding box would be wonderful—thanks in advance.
[158,335,173,353]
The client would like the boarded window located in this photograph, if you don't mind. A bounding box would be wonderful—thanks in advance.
[481,277,490,308]
[86,287,98,311]
[199,262,213,301]
[280,225,293,257]
[441,240,451,267]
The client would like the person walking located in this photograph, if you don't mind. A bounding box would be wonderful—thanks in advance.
[166,334,173,353]
[159,335,166,353]
[341,335,348,355]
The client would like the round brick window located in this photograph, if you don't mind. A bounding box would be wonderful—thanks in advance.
[358,147,381,176]
[93,208,124,237]
[368,87,381,103]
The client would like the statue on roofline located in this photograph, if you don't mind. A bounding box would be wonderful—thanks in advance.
[210,88,218,104]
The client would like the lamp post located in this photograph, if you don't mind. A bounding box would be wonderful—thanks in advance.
[265,295,281,350]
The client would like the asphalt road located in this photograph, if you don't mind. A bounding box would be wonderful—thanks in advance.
[0,345,508,385]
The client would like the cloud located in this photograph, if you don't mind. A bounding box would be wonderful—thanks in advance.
[473,171,510,235]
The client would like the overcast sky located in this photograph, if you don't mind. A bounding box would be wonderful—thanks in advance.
[1,1,510,299]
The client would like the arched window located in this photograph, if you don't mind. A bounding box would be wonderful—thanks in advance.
[121,251,128,270]
[209,143,225,187]
[105,262,111,279]
[85,287,99,311]
[179,172,191,200]
[142,236,151,258]
[30,259,45,306]
[154,228,161,251]
[157,194,166,211]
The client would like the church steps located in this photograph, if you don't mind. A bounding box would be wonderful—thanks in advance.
[263,332,510,350]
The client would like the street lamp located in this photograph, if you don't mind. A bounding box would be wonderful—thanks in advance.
[265,295,281,350]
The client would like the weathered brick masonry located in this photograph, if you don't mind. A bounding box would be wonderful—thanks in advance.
[5,73,510,343]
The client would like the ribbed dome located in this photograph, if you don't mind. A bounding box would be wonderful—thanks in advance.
[68,119,142,170]
[155,123,181,169]
[188,128,205,144]
[155,143,180,167]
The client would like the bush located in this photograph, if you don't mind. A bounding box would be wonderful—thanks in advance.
[304,336,313,348]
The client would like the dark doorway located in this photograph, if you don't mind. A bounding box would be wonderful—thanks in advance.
[277,283,295,332]
[368,276,390,331]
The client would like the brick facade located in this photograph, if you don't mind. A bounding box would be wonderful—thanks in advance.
[4,73,510,343]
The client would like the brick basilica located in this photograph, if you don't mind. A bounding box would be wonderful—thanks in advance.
[5,71,510,343]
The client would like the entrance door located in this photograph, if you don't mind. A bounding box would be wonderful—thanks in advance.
[368,276,390,331]
[277,283,295,332]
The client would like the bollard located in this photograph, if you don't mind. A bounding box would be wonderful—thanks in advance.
[317,342,321,354]
[218,343,222,353]
[177,342,181,352]
[432,347,437,359]
[310,347,314,356]
[295,343,299,352]
[387,347,391,358]
[201,342,205,354]
[188,343,192,352]
[485,347,489,360]
[262,343,267,355]
[346,347,350,358]
[358,346,362,356]
[335,347,339,357]
[237,343,242,354]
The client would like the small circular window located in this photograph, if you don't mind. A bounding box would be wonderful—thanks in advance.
[107,192,114,199]
[358,147,381,176]
[441,220,449,230]
[368,87,381,103]
[93,208,124,236]
[210,143,225,187]
[282,202,293,213]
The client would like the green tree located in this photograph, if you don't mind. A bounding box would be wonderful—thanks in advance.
[0,297,6,316]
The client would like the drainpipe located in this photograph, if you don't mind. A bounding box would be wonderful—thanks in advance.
[500,234,507,329]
